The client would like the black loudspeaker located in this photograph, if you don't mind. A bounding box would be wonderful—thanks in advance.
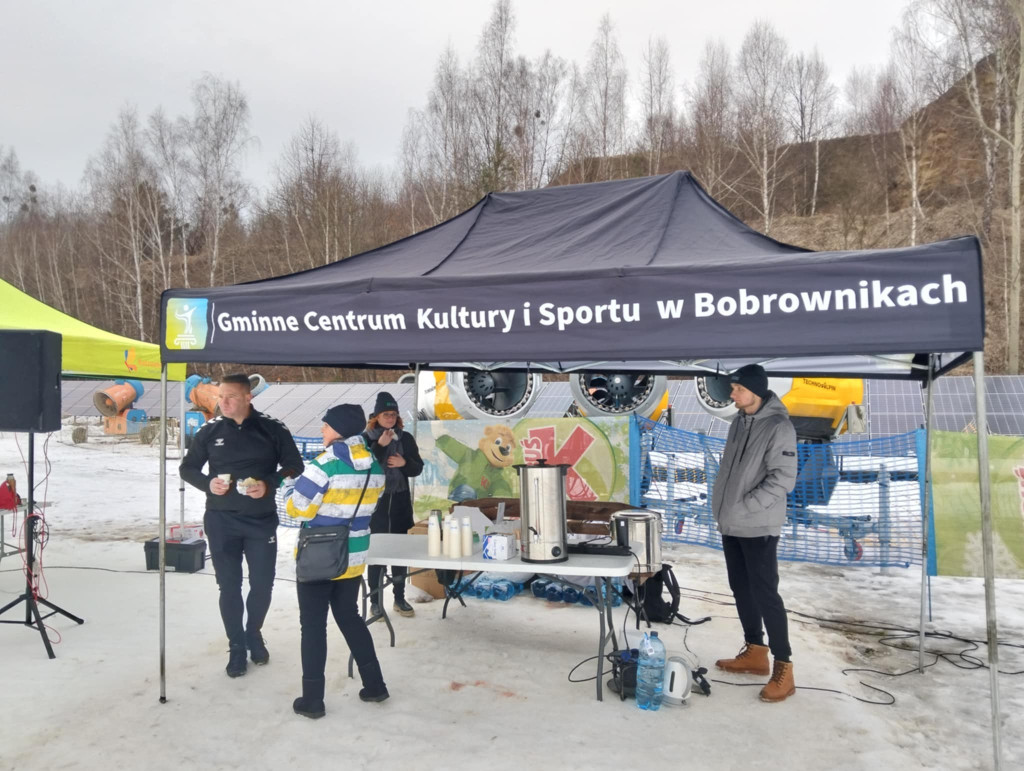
[0,330,62,432]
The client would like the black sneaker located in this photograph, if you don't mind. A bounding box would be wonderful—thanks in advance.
[359,686,390,703]
[226,644,247,678]
[369,603,382,618]
[393,599,415,617]
[248,634,270,666]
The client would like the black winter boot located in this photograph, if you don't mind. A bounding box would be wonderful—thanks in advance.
[293,677,326,719]
[358,659,390,702]
[247,632,270,665]
[226,643,248,678]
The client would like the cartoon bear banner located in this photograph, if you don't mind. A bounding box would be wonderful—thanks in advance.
[413,416,630,518]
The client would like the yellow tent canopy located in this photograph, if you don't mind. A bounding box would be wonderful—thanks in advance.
[0,279,186,381]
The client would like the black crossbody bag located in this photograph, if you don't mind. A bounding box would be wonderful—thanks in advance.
[295,467,372,583]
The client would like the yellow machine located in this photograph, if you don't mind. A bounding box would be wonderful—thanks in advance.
[695,375,864,441]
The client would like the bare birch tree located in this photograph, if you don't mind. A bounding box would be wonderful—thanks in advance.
[84,107,155,338]
[585,14,628,181]
[186,73,252,287]
[685,40,738,199]
[786,49,837,215]
[639,37,675,176]
[473,0,517,192]
[735,20,791,232]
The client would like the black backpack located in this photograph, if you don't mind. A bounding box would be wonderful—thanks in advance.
[639,564,709,626]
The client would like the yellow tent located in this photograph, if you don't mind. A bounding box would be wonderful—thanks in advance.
[0,279,186,381]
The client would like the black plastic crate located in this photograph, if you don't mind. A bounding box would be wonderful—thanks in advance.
[144,538,206,573]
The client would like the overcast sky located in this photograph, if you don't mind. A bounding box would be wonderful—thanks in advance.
[3,0,911,192]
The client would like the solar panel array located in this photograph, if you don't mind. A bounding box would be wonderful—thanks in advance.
[58,375,1024,438]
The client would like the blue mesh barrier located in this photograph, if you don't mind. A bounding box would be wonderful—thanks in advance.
[633,416,923,568]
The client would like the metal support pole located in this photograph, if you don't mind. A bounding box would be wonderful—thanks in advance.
[409,364,420,504]
[878,464,890,576]
[159,365,168,703]
[919,356,935,672]
[973,351,1002,770]
[179,380,186,528]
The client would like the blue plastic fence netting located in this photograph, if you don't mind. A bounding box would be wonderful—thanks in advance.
[276,435,326,527]
[631,416,924,568]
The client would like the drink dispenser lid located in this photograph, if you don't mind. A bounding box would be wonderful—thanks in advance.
[513,458,571,470]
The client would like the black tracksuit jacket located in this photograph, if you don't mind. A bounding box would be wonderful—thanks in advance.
[180,410,304,517]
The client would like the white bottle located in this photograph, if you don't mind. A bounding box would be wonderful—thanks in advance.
[460,516,473,556]
[448,517,462,559]
[427,516,442,557]
[442,515,452,557]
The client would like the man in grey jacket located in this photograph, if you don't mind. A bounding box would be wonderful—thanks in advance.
[711,364,798,702]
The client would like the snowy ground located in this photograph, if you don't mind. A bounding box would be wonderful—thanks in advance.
[0,429,1021,771]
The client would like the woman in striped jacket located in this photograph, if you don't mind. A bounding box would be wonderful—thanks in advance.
[285,403,389,719]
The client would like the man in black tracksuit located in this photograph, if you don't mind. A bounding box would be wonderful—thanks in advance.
[180,374,304,678]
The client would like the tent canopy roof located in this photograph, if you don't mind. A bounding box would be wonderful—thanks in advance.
[161,172,984,380]
[2,279,185,381]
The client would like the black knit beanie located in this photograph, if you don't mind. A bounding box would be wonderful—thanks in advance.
[323,404,366,438]
[728,364,770,399]
[372,391,399,417]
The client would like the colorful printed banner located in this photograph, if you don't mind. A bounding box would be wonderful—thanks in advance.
[931,430,1024,578]
[412,416,630,518]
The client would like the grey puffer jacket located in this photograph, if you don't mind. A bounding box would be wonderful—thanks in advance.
[711,393,798,538]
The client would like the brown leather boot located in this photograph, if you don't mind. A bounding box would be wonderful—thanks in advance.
[760,660,796,702]
[715,643,770,675]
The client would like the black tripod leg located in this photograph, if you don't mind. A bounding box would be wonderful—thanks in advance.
[0,593,25,615]
[27,596,56,659]
[36,597,84,625]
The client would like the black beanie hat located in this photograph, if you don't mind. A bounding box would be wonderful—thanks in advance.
[729,364,770,399]
[372,391,399,417]
[323,404,366,439]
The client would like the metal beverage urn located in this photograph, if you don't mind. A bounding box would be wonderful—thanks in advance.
[609,509,663,572]
[514,459,569,563]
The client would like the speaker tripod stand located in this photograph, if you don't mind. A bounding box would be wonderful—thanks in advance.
[0,432,84,658]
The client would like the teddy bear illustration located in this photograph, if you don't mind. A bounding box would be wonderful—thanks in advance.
[436,424,517,501]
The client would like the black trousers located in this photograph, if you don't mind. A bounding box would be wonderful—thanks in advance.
[297,576,383,687]
[204,509,277,646]
[367,490,413,602]
[722,534,791,662]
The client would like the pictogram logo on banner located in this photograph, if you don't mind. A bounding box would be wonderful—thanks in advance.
[166,298,209,350]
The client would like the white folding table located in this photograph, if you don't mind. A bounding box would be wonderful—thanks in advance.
[358,533,635,701]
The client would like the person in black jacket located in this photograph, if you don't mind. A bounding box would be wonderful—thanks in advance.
[180,373,304,678]
[363,391,423,618]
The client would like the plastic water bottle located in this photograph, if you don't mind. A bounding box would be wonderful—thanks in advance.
[491,578,515,601]
[636,631,667,711]
[561,585,580,604]
[544,582,564,603]
[531,578,550,598]
[611,579,623,608]
[579,585,597,607]
[474,576,494,600]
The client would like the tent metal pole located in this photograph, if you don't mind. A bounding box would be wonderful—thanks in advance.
[918,356,935,673]
[972,351,1002,770]
[180,380,186,528]
[409,364,421,504]
[159,365,168,704]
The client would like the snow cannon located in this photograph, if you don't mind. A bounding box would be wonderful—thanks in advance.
[248,373,269,397]
[569,373,669,420]
[93,379,146,435]
[695,375,864,443]
[184,375,219,422]
[416,370,541,420]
